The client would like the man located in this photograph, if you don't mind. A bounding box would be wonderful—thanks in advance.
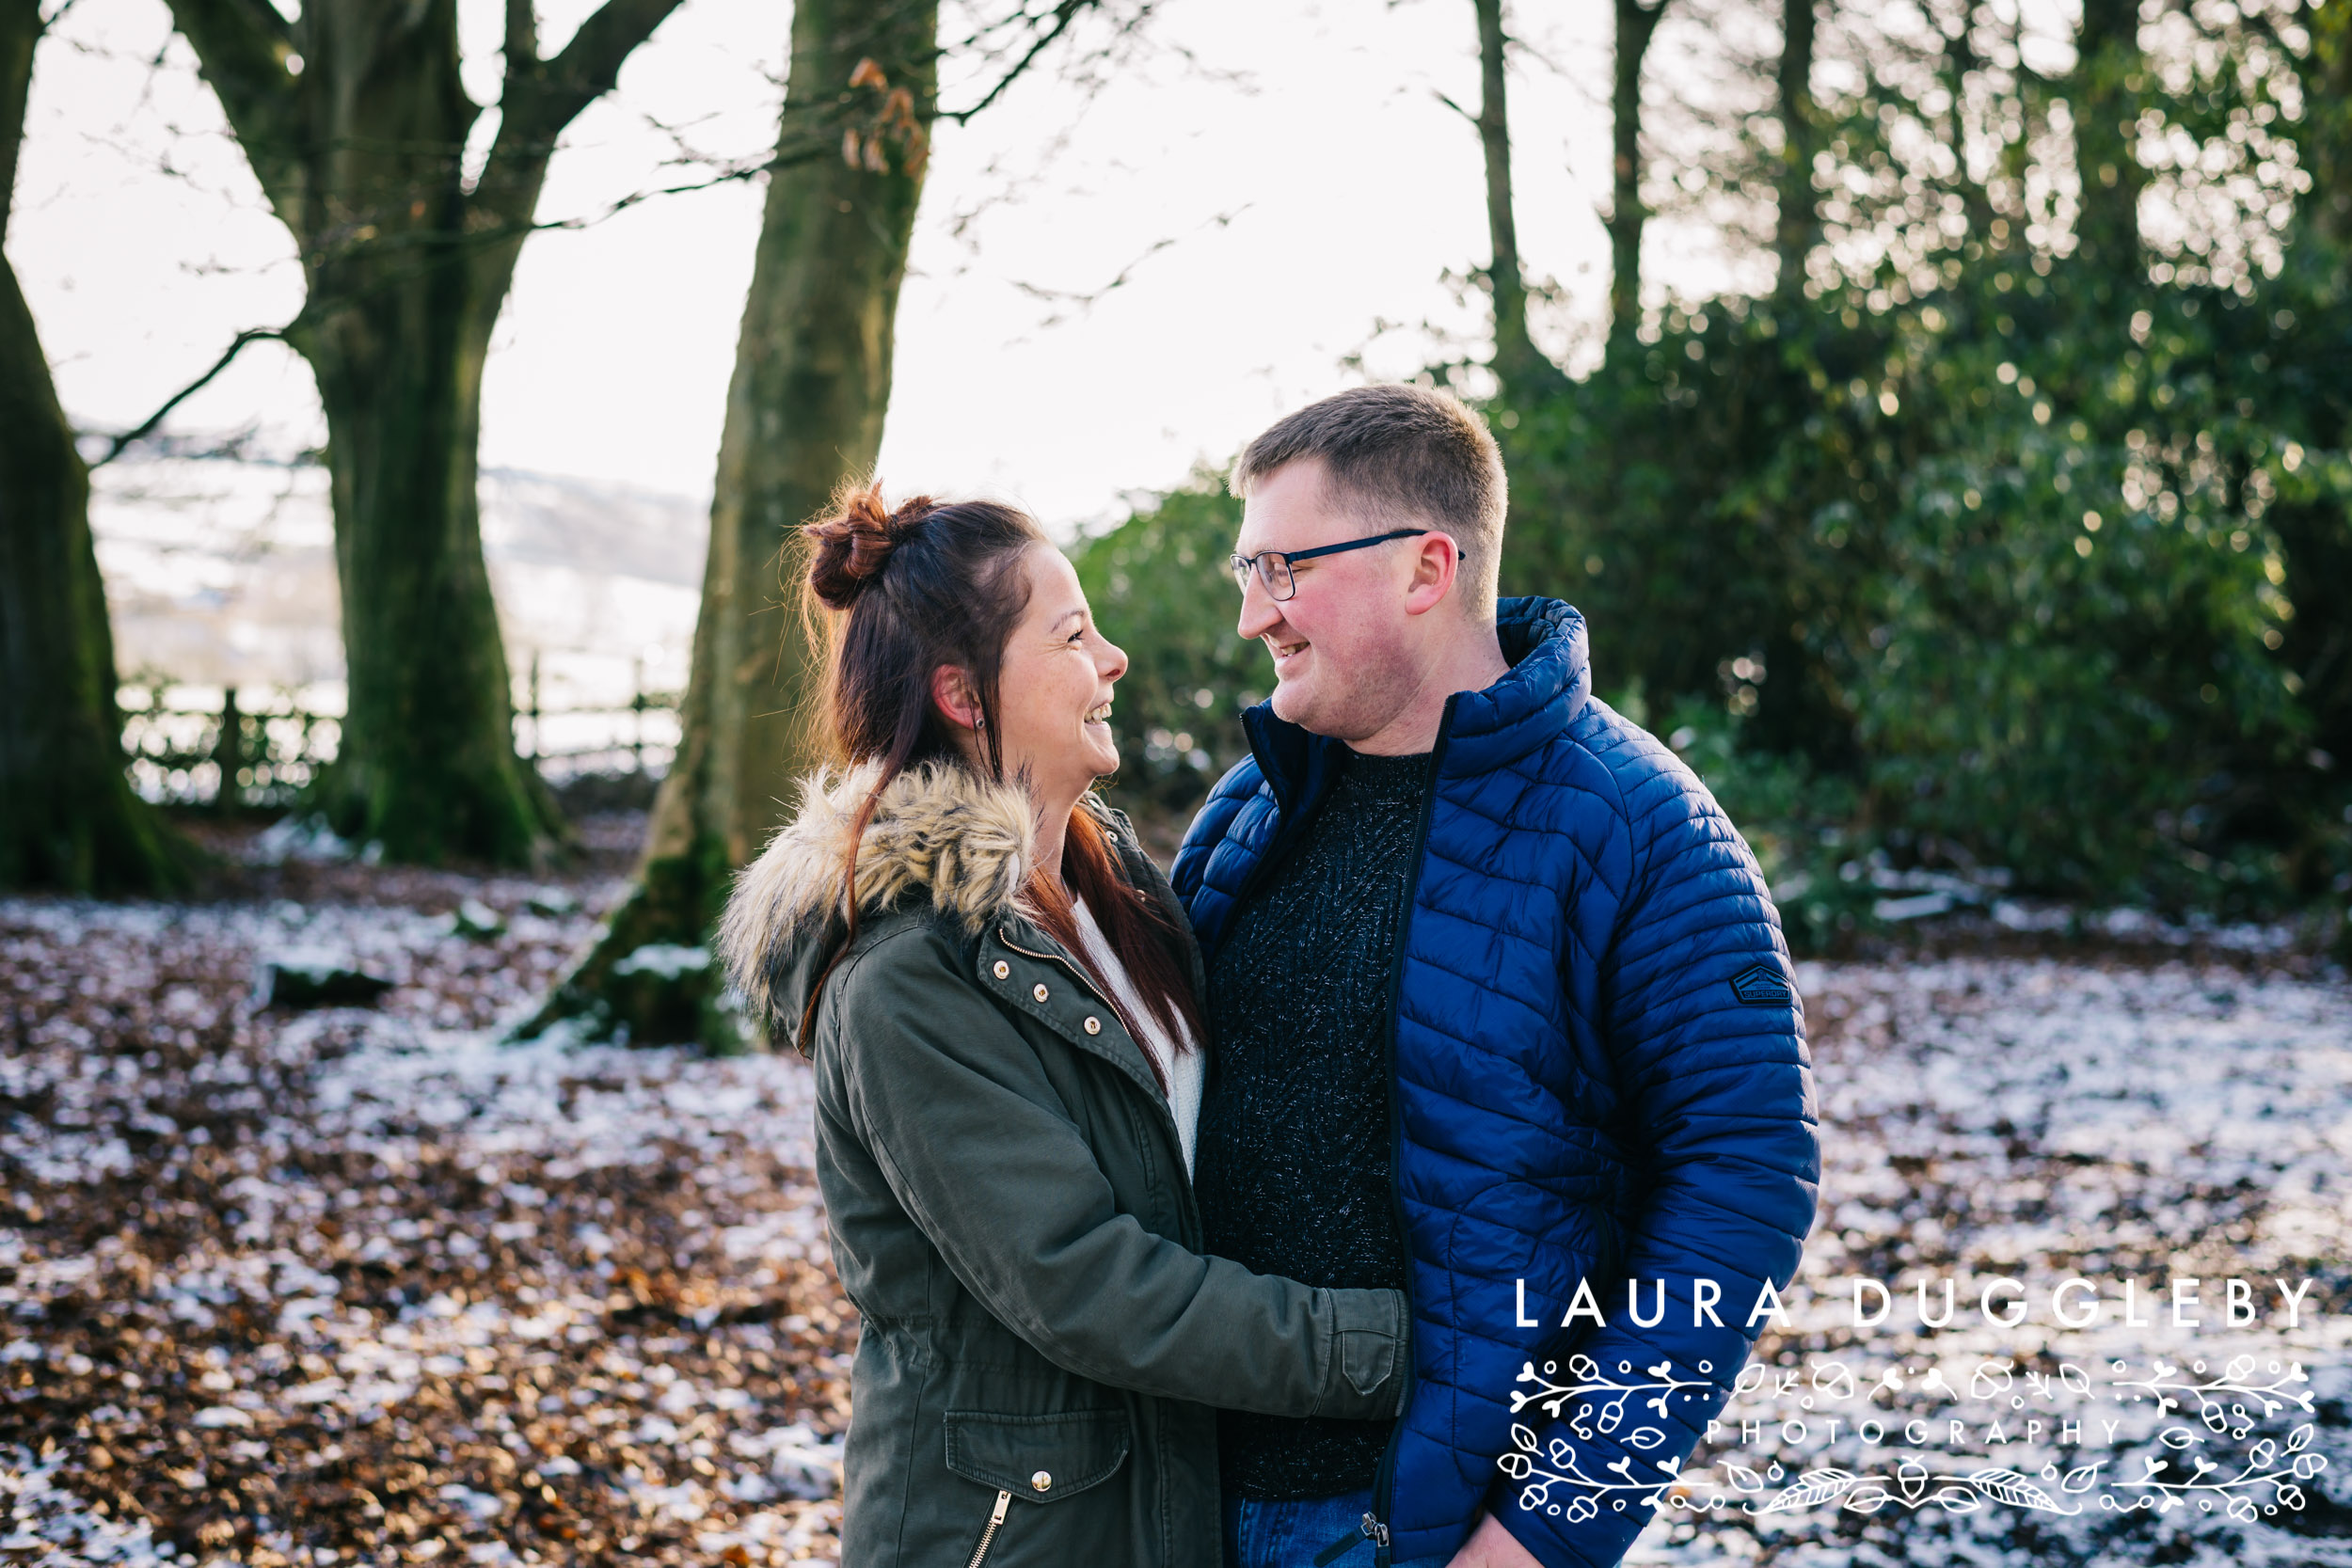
[1173,385,1820,1568]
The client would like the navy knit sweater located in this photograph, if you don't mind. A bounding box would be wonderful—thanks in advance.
[1195,747,1429,1500]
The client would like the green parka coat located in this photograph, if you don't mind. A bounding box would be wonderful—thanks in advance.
[719,760,1408,1568]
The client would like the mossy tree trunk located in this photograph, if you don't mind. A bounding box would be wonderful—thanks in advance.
[1468,0,1560,399]
[2274,3,2352,882]
[2072,0,2144,271]
[0,0,189,894]
[2305,0,2352,251]
[1773,0,1819,296]
[162,0,684,864]
[522,0,939,1047]
[1607,0,1669,351]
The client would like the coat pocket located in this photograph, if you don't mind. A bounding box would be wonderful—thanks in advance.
[942,1407,1133,1502]
[943,1409,1136,1568]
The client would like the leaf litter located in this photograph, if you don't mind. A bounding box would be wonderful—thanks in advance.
[2,815,2346,1567]
[1,815,850,1566]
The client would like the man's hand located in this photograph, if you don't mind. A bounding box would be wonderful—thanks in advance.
[1443,1511,1542,1568]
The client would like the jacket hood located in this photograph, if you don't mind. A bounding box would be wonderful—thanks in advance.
[717,758,1037,1030]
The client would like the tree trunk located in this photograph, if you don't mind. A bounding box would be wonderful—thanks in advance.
[304,265,555,863]
[2305,0,2351,249]
[1941,4,2000,246]
[522,0,938,1047]
[2072,0,2143,268]
[1773,0,1819,295]
[1608,0,1669,348]
[1471,0,1557,396]
[163,0,681,864]
[0,0,188,893]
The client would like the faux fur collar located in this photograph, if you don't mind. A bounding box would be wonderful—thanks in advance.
[716,759,1037,1022]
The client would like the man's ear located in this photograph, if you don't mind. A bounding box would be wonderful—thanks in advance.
[1401,531,1461,618]
[930,664,981,731]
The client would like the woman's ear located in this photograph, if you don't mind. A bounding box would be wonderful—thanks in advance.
[930,664,982,731]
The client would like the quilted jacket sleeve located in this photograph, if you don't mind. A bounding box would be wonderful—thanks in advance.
[1494,766,1820,1568]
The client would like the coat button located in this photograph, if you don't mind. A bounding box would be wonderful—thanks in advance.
[1083,1016,1101,1035]
[1030,1470,1053,1492]
[992,960,1009,980]
[1032,983,1050,1003]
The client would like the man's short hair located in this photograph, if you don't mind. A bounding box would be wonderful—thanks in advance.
[1230,384,1508,617]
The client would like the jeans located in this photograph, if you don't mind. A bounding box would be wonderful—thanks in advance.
[1221,1488,1448,1568]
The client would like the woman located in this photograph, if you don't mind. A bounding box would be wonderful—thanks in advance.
[718,483,1406,1568]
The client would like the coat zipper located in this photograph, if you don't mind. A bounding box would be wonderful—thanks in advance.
[965,1489,1012,1568]
[1365,701,1457,1568]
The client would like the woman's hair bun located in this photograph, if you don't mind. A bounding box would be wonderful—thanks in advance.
[804,481,937,610]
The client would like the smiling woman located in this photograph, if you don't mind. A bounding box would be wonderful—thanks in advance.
[774,480,1199,1076]
[711,479,1409,1568]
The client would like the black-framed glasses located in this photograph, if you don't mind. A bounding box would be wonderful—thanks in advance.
[1229,529,1428,601]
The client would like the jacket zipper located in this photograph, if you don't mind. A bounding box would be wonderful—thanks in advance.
[1365,702,1457,1568]
[964,1489,1012,1568]
[1311,1511,1391,1565]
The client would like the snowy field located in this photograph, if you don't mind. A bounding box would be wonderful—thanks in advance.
[2,822,2346,1567]
[1628,954,2352,1567]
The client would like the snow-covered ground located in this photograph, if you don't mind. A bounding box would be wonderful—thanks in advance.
[0,830,851,1566]
[3,838,2346,1566]
[1627,956,2352,1566]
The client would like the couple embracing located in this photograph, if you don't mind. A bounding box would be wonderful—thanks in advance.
[719,386,1820,1568]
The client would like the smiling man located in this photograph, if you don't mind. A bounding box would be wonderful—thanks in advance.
[1171,385,1820,1568]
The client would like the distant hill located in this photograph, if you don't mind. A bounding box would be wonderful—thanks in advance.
[90,456,708,709]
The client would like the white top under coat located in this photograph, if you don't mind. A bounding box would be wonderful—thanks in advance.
[1070,896,1204,1177]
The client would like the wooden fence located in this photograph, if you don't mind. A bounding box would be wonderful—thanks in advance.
[119,659,681,809]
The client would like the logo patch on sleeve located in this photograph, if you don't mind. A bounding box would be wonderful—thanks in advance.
[1730,961,1795,1006]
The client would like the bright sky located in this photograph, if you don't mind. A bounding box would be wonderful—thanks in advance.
[16,0,1655,532]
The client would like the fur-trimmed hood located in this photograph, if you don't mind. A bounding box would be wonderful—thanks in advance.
[717,759,1039,1027]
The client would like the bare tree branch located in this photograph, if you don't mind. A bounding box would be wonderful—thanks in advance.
[487,0,686,195]
[1005,205,1245,326]
[503,0,538,73]
[157,0,303,213]
[940,0,1094,123]
[90,322,295,467]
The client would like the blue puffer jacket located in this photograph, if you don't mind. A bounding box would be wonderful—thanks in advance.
[1172,597,1820,1568]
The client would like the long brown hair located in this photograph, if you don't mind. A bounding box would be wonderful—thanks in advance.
[796,480,1204,1080]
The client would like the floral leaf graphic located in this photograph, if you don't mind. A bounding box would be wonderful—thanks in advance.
[1722,1464,1764,1494]
[1756,1469,1857,1513]
[1967,1468,2059,1510]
